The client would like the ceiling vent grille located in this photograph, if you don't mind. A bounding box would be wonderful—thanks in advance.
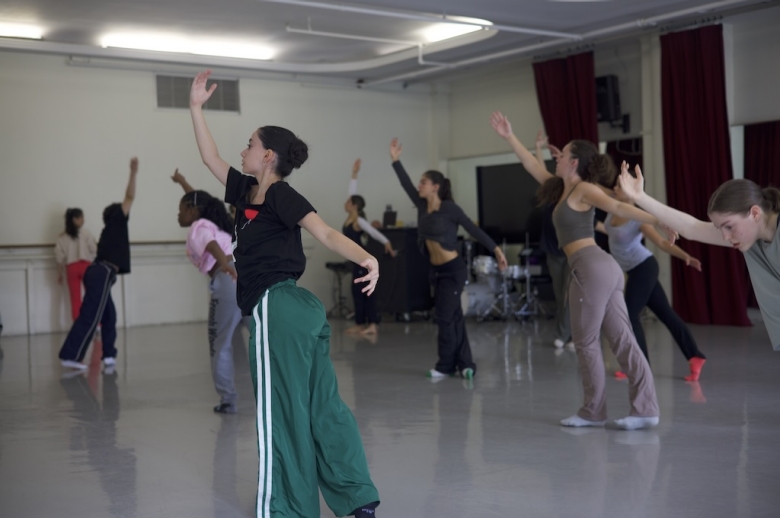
[156,75,240,112]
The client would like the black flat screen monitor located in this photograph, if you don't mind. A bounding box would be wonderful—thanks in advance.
[476,161,554,244]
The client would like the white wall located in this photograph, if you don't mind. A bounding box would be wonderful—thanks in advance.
[729,7,780,125]
[0,50,438,333]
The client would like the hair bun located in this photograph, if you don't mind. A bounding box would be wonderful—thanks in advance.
[287,139,309,169]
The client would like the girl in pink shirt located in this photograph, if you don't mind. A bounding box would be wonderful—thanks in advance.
[176,180,246,414]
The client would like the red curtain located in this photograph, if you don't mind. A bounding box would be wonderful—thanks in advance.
[533,52,598,147]
[660,25,750,326]
[743,120,780,307]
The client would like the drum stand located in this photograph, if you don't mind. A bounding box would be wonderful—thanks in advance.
[513,248,549,320]
[478,274,515,321]
[325,261,351,319]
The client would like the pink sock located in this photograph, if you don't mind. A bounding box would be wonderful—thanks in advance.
[614,371,628,380]
[684,357,706,382]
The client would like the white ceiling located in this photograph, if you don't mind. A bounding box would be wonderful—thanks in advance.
[0,0,777,85]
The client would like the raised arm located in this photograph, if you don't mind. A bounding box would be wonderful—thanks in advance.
[121,157,138,216]
[349,158,360,196]
[299,212,380,294]
[578,182,658,225]
[190,70,230,186]
[619,165,727,247]
[172,168,195,194]
[490,112,555,185]
[390,138,422,205]
[453,205,508,270]
[640,224,702,271]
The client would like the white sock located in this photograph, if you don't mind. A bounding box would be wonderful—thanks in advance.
[427,369,448,379]
[560,414,606,427]
[614,416,659,430]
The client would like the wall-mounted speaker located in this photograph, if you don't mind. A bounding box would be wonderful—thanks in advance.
[596,75,621,123]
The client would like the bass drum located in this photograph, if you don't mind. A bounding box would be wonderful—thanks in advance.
[461,283,496,317]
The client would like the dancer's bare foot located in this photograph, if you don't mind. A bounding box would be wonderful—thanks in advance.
[361,324,378,335]
[345,325,364,334]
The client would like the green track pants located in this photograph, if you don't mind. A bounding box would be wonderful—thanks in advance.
[249,279,379,518]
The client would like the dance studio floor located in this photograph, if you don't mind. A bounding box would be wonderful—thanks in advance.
[1,314,778,518]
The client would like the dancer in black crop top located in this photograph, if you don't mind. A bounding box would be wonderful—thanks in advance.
[189,70,379,518]
[389,138,507,381]
[492,112,667,431]
[343,158,395,336]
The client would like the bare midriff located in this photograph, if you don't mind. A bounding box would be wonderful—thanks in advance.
[425,239,459,266]
[562,238,598,258]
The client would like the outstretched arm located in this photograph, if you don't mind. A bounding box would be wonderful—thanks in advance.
[619,165,727,246]
[349,158,360,196]
[390,138,422,205]
[299,212,380,295]
[172,168,195,194]
[121,157,138,216]
[490,112,555,185]
[190,70,230,186]
[640,224,702,271]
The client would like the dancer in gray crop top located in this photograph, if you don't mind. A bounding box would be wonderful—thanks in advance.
[390,138,507,382]
[596,191,707,380]
[492,111,671,431]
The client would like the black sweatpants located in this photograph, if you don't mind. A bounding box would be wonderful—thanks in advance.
[432,258,475,375]
[59,261,118,362]
[624,256,705,362]
[352,266,380,325]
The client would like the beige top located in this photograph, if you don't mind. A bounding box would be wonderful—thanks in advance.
[54,230,98,266]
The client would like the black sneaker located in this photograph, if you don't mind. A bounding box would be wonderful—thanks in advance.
[213,403,237,414]
[352,501,379,517]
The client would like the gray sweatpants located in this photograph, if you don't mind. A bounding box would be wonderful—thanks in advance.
[568,246,659,421]
[208,267,245,405]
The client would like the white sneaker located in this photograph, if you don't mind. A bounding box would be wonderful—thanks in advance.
[61,360,87,370]
[426,369,448,379]
[103,357,116,367]
[565,341,576,351]
[553,339,565,349]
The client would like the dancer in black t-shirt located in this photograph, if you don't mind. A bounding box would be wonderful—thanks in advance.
[59,158,138,371]
[189,70,379,518]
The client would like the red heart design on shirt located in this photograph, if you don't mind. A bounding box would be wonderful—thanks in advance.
[244,208,259,220]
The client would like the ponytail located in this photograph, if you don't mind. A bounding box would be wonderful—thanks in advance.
[350,195,367,219]
[423,170,453,201]
[762,187,780,213]
[536,177,564,207]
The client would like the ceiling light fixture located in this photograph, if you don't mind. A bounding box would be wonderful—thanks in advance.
[421,16,493,43]
[101,33,274,60]
[0,22,44,40]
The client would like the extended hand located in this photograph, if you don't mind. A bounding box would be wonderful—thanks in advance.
[352,158,361,177]
[618,164,644,202]
[220,263,238,281]
[130,157,139,174]
[383,241,397,258]
[495,248,508,272]
[190,70,217,108]
[355,257,379,295]
[390,138,403,162]
[660,224,679,245]
[535,129,548,149]
[490,111,513,139]
[171,168,185,184]
[686,256,702,272]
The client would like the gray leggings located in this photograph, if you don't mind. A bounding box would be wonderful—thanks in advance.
[208,267,246,405]
[568,246,659,421]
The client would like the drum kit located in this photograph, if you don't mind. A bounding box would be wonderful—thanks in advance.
[462,245,549,322]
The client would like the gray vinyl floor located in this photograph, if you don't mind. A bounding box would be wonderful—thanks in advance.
[1,313,778,517]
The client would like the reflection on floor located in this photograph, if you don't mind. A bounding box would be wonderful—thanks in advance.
[0,315,778,517]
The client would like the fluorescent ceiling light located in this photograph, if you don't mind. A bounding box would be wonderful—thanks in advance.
[0,22,44,40]
[421,16,493,43]
[101,33,274,60]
